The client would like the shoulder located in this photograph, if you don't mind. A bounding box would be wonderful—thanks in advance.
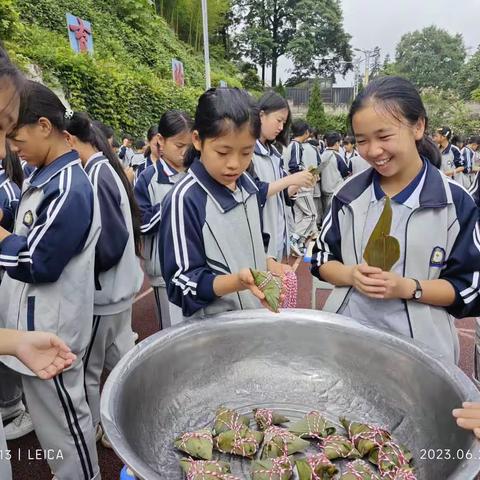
[164,173,205,210]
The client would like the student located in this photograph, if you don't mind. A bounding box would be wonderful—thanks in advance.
[65,111,143,447]
[459,135,480,190]
[118,134,134,167]
[134,125,160,183]
[0,329,76,480]
[160,88,289,318]
[433,126,463,179]
[0,145,33,442]
[320,131,351,214]
[0,80,101,479]
[312,76,480,364]
[345,135,370,175]
[452,134,465,151]
[284,120,319,255]
[134,111,192,328]
[130,138,146,173]
[250,92,313,260]
[92,120,115,147]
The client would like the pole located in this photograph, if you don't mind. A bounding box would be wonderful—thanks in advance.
[201,0,211,90]
[364,51,370,85]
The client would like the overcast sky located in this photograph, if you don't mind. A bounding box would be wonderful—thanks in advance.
[273,0,480,85]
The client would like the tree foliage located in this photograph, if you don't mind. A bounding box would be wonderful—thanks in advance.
[393,26,466,90]
[457,47,480,100]
[306,81,327,131]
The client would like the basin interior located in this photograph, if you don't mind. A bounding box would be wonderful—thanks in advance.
[112,318,476,479]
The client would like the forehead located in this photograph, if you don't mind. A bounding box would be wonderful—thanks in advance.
[0,80,20,125]
[266,108,289,119]
[352,104,403,135]
[207,124,255,147]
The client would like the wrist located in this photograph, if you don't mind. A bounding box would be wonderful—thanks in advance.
[402,278,417,300]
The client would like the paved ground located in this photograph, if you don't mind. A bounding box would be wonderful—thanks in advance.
[8,258,478,479]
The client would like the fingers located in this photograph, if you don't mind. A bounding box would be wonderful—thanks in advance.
[453,407,480,420]
[49,335,72,354]
[357,263,383,275]
[354,274,387,287]
[462,402,480,409]
[455,417,480,430]
[249,285,265,300]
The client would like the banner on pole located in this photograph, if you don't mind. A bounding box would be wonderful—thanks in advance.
[66,14,94,54]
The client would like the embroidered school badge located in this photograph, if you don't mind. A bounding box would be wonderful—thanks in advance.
[23,210,34,227]
[430,246,446,267]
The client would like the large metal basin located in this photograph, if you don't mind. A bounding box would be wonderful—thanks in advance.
[100,309,480,479]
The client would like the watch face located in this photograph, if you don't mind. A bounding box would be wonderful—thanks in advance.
[414,290,422,299]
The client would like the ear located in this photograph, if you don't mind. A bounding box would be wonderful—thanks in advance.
[64,131,76,148]
[37,117,53,138]
[192,130,202,152]
[157,133,165,148]
[413,118,425,141]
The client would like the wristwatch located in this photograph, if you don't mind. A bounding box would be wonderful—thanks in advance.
[411,279,423,300]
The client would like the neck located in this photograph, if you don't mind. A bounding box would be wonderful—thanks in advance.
[44,137,72,168]
[81,145,99,166]
[441,140,449,149]
[380,153,423,196]
[163,157,185,173]
[259,135,267,145]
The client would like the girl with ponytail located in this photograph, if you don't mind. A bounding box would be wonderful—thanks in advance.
[311,76,480,364]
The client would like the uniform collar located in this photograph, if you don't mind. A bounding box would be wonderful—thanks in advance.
[254,139,282,159]
[442,143,452,155]
[337,157,449,208]
[189,159,258,213]
[84,152,107,174]
[28,150,81,188]
[371,160,427,209]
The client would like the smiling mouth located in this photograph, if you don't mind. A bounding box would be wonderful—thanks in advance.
[374,158,391,167]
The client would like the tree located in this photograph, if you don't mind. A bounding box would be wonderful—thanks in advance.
[233,0,352,87]
[306,80,327,131]
[274,79,286,98]
[369,46,381,79]
[393,26,466,90]
[238,62,263,91]
[457,46,480,100]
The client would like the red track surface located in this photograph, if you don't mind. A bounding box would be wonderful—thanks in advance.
[8,260,478,479]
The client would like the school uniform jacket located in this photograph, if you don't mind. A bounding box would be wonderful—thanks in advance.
[160,160,268,318]
[0,151,101,375]
[134,155,154,184]
[312,160,480,362]
[469,172,480,208]
[440,143,462,178]
[134,158,186,286]
[85,153,143,315]
[251,140,290,258]
[320,149,350,195]
[0,167,20,232]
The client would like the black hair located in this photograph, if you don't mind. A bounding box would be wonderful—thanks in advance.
[16,80,66,132]
[325,132,341,147]
[451,134,464,148]
[349,76,441,169]
[65,112,142,257]
[257,90,291,146]
[467,135,480,145]
[144,125,158,159]
[185,88,259,168]
[0,45,24,90]
[112,139,120,149]
[134,139,145,150]
[92,120,114,141]
[291,119,310,138]
[436,126,453,141]
[158,109,193,138]
[3,143,23,188]
[310,128,319,139]
[343,135,356,145]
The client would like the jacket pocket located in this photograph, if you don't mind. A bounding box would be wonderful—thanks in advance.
[27,296,35,331]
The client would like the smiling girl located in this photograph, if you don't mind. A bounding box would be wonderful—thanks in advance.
[311,76,480,363]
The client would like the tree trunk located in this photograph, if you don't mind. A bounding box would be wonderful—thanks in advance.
[261,62,266,86]
[271,55,277,87]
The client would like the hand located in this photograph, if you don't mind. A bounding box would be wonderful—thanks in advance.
[368,271,415,300]
[0,208,3,223]
[290,170,315,188]
[15,332,77,380]
[238,268,280,313]
[124,166,135,183]
[452,403,480,438]
[267,258,293,276]
[349,263,387,298]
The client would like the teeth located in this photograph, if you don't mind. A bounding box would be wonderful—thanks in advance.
[375,158,390,166]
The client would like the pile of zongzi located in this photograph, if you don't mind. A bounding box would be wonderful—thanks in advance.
[174,407,416,479]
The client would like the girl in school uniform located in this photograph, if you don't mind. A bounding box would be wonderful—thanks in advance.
[160,88,290,318]
[250,91,314,260]
[134,125,160,183]
[312,76,480,365]
[344,135,370,175]
[134,110,193,328]
[65,112,144,447]
[460,135,480,190]
[0,80,101,480]
[433,126,463,180]
[0,146,22,234]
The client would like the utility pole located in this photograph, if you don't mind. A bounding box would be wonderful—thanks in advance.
[201,0,211,89]
[354,48,373,86]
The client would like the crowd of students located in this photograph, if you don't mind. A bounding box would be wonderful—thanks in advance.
[2,44,480,479]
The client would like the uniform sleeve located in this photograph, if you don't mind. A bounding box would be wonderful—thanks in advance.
[452,146,463,168]
[288,142,303,173]
[95,166,129,274]
[118,145,127,160]
[336,154,351,179]
[440,189,480,317]
[0,171,93,283]
[469,173,480,208]
[134,169,161,235]
[159,184,218,317]
[311,196,344,281]
[0,182,20,232]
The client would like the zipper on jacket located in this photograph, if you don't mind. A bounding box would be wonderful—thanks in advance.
[241,190,257,269]
[16,284,26,329]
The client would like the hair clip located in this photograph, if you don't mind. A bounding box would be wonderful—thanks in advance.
[64,108,74,120]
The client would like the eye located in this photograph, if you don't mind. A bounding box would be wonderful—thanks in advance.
[379,135,392,140]
[216,151,228,157]
[356,140,366,145]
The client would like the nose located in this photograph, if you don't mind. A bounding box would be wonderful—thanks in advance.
[225,154,241,171]
[365,140,384,159]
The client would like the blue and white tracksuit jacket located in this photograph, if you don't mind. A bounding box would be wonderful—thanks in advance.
[312,160,480,363]
[134,158,186,287]
[0,151,101,375]
[441,143,462,179]
[160,160,269,318]
[85,153,143,315]
[133,154,154,185]
[0,167,20,233]
[459,146,477,189]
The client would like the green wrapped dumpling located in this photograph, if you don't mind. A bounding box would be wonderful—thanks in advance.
[174,429,213,460]
[253,408,289,430]
[251,456,293,480]
[180,458,232,480]
[212,407,250,436]
[320,434,361,460]
[214,425,264,458]
[289,411,336,439]
[261,426,310,459]
[295,453,338,479]
[340,417,391,456]
[340,460,381,480]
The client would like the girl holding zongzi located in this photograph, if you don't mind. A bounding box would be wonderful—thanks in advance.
[312,76,480,364]
[159,88,290,318]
